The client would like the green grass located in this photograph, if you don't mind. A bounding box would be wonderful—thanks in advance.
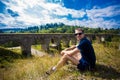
[32,45,42,51]
[32,44,60,54]
[0,42,120,80]
[0,47,22,68]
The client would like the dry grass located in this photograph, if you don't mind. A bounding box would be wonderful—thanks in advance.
[0,42,120,80]
[1,54,59,80]
[93,43,120,71]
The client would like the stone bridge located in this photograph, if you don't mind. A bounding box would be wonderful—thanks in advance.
[0,33,119,57]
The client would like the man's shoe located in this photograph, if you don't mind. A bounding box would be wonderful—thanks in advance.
[46,67,55,75]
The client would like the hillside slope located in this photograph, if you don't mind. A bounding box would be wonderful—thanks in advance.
[0,43,120,80]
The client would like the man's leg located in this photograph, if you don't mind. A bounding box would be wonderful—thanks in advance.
[54,52,81,70]
[46,52,81,75]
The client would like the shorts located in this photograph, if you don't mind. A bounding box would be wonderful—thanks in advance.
[77,58,90,71]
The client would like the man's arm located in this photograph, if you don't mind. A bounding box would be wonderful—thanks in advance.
[63,47,80,56]
[64,45,76,51]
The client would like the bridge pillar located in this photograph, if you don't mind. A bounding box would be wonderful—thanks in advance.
[62,38,70,48]
[41,39,50,52]
[41,44,49,52]
[71,39,77,45]
[95,36,101,43]
[56,40,61,52]
[21,38,32,57]
[52,38,61,52]
[86,36,92,43]
[118,44,120,50]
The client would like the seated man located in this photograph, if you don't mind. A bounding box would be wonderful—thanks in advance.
[46,28,96,75]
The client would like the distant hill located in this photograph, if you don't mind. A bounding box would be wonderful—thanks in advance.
[0,28,24,33]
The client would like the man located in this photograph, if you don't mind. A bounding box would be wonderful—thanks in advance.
[46,28,96,75]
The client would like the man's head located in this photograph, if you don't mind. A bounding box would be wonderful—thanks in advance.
[74,28,84,41]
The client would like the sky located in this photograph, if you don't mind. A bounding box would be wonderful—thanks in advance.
[0,0,120,29]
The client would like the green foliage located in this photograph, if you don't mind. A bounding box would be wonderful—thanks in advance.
[32,45,42,51]
[37,24,119,34]
[1,41,19,47]
[0,47,22,68]
[103,36,120,49]
[1,23,120,34]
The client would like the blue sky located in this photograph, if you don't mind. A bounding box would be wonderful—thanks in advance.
[0,0,120,29]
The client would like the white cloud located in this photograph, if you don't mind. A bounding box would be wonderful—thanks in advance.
[0,0,120,29]
[85,5,120,28]
[1,0,86,28]
[87,5,120,19]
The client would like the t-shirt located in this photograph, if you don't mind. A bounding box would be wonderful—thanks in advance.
[77,37,96,68]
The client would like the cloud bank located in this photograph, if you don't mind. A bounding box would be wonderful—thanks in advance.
[0,0,120,29]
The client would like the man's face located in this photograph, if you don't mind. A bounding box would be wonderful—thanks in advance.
[75,30,84,41]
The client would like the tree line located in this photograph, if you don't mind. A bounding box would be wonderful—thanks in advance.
[0,23,120,34]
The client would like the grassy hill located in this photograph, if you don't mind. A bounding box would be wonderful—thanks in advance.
[0,43,120,80]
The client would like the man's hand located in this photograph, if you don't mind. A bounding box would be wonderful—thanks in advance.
[60,50,72,56]
[60,48,69,56]
[60,45,78,56]
[64,48,68,51]
[60,50,65,56]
